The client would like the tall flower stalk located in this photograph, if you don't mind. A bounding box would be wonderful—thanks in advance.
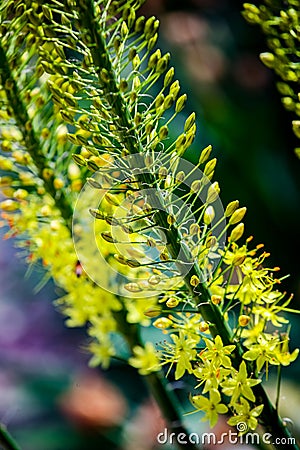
[0,1,299,449]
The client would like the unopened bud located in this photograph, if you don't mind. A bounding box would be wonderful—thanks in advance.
[191,180,202,193]
[190,275,200,287]
[229,207,247,225]
[225,200,239,217]
[211,295,222,305]
[260,52,275,69]
[229,223,244,242]
[124,283,142,293]
[101,232,117,243]
[199,321,209,332]
[206,181,220,204]
[175,94,187,113]
[204,158,217,177]
[199,145,212,164]
[204,206,215,225]
[238,314,251,327]
[144,307,162,318]
[164,67,175,87]
[184,112,196,132]
[153,317,172,329]
[166,297,179,308]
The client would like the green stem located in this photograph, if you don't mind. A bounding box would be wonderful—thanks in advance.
[275,364,282,413]
[0,424,21,450]
[0,43,73,229]
[75,2,299,449]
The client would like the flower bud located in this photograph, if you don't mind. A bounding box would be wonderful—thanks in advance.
[124,283,142,293]
[199,321,209,332]
[164,67,174,87]
[147,34,158,50]
[159,125,168,140]
[292,120,300,139]
[126,259,141,268]
[183,111,196,131]
[101,232,117,244]
[229,223,244,242]
[211,295,222,305]
[72,154,87,166]
[156,53,170,74]
[175,94,187,113]
[158,166,168,179]
[89,208,105,220]
[53,178,64,189]
[203,158,217,177]
[189,223,200,236]
[144,307,161,318]
[175,171,185,184]
[135,16,145,33]
[163,94,174,110]
[148,275,161,285]
[169,80,180,99]
[190,275,200,287]
[190,180,202,193]
[153,317,172,329]
[0,199,18,211]
[229,207,246,225]
[204,206,215,225]
[260,52,275,69]
[121,21,129,38]
[166,297,179,308]
[225,200,239,217]
[238,314,251,327]
[199,145,212,165]
[206,181,220,204]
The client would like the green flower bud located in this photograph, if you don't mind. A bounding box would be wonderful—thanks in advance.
[184,112,196,132]
[190,275,200,287]
[229,223,244,242]
[190,180,202,193]
[126,259,141,268]
[159,125,168,140]
[225,200,239,217]
[229,207,247,225]
[164,67,175,87]
[260,52,275,69]
[199,145,212,164]
[124,282,142,292]
[135,16,145,33]
[101,232,117,244]
[144,307,161,318]
[72,154,87,166]
[175,171,185,184]
[121,21,129,38]
[206,181,220,204]
[175,94,187,113]
[204,205,215,225]
[100,68,110,83]
[147,34,158,50]
[148,49,161,69]
[292,120,300,139]
[203,158,217,177]
[155,93,165,110]
[156,53,170,74]
[169,80,180,99]
[163,94,174,110]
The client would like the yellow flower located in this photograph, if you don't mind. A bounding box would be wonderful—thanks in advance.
[190,389,228,428]
[129,343,160,375]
